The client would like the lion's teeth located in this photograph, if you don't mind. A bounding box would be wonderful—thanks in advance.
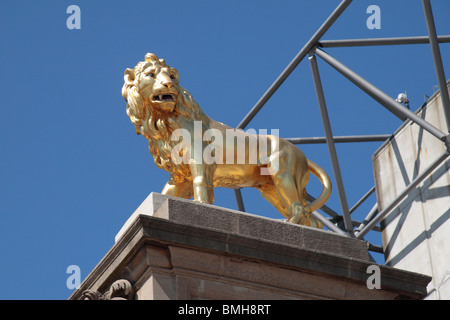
[159,95,163,100]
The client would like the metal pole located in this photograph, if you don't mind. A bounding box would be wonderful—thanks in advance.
[422,0,450,133]
[315,48,448,142]
[311,211,347,236]
[349,186,376,214]
[309,54,353,235]
[368,243,383,254]
[309,194,376,231]
[237,0,353,130]
[356,151,450,239]
[286,134,391,145]
[234,189,245,212]
[319,35,450,48]
[355,203,378,232]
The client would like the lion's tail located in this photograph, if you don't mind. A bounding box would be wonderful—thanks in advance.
[305,160,332,213]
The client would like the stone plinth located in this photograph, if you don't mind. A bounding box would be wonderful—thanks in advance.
[372,81,450,300]
[69,193,430,300]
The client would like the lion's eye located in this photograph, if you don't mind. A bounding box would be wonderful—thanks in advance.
[148,73,155,78]
[170,74,175,79]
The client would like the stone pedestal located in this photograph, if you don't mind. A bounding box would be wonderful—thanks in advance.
[69,193,430,300]
[372,81,450,300]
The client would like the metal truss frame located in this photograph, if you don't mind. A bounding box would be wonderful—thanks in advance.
[232,0,450,253]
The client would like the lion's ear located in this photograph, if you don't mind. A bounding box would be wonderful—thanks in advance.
[124,68,135,85]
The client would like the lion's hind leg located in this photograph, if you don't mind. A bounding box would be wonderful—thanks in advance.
[259,182,323,228]
[301,189,324,229]
[257,184,289,220]
[265,157,318,227]
[268,169,308,224]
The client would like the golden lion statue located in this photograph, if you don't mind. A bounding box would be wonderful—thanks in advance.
[122,53,331,228]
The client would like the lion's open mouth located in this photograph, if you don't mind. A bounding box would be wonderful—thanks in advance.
[152,94,176,102]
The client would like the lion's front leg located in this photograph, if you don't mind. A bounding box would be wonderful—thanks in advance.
[189,163,215,204]
[161,180,193,199]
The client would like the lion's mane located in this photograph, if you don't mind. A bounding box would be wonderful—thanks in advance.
[122,53,209,182]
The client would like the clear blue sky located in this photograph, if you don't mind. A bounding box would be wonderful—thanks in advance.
[1,0,449,299]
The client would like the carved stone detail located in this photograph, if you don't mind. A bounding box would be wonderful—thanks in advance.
[80,279,134,300]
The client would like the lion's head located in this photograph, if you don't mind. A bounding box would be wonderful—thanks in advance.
[122,53,207,179]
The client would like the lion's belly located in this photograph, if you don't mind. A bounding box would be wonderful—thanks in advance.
[212,164,273,188]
